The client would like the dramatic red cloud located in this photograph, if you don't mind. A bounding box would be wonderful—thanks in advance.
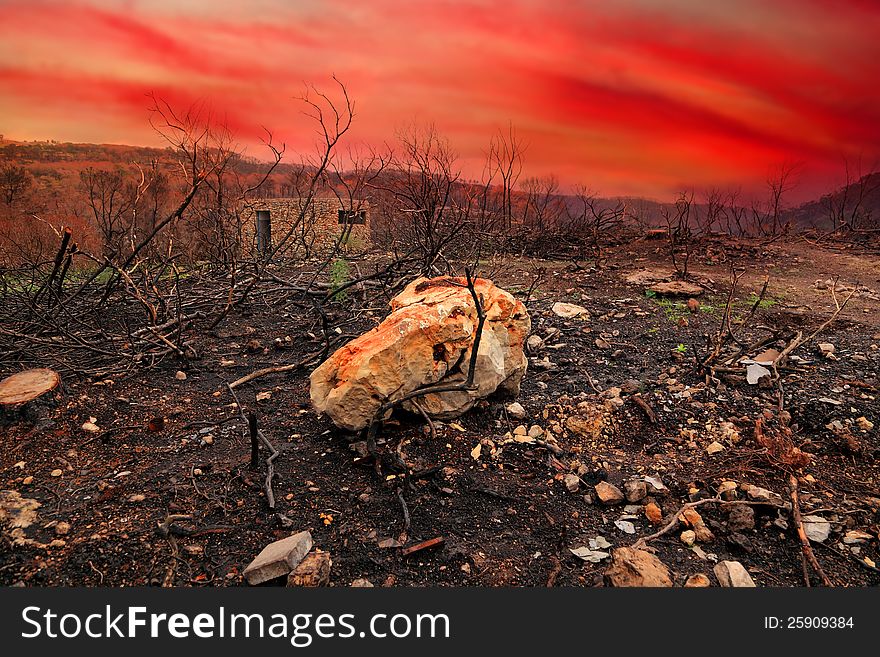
[1,0,878,201]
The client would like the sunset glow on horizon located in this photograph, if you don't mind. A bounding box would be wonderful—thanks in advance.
[1,0,879,202]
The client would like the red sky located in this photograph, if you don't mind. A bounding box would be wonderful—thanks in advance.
[1,0,879,202]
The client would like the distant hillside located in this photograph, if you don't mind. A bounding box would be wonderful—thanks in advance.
[786,172,880,230]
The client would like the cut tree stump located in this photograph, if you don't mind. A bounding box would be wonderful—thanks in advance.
[0,368,61,407]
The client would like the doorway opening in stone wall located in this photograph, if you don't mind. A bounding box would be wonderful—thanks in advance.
[256,209,272,256]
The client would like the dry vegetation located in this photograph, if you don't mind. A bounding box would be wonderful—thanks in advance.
[1,83,879,587]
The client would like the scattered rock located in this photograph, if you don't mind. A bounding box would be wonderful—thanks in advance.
[687,298,700,312]
[746,363,771,385]
[624,479,647,503]
[802,515,831,543]
[842,530,872,544]
[527,424,544,438]
[350,578,374,587]
[54,521,70,536]
[526,335,544,352]
[506,401,526,420]
[685,573,711,587]
[552,302,590,319]
[570,545,610,563]
[681,508,714,542]
[563,473,580,493]
[614,520,636,534]
[644,476,668,495]
[818,342,835,358]
[680,529,696,546]
[649,281,703,297]
[604,547,673,587]
[645,502,663,524]
[706,441,725,454]
[127,494,145,503]
[594,481,625,505]
[243,531,313,585]
[310,276,530,431]
[727,505,755,532]
[856,416,874,431]
[175,371,187,381]
[50,469,62,477]
[714,560,756,587]
[81,421,100,433]
[287,550,331,587]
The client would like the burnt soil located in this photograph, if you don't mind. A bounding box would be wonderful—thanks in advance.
[2,238,879,587]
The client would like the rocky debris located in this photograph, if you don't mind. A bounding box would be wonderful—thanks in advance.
[681,508,714,542]
[680,530,696,546]
[563,473,580,493]
[802,515,831,543]
[526,335,544,352]
[0,490,41,546]
[350,578,374,587]
[243,531,313,585]
[686,298,700,312]
[505,401,526,420]
[685,573,711,587]
[842,530,872,544]
[614,520,636,534]
[287,550,331,587]
[856,416,874,431]
[175,370,187,381]
[551,302,590,319]
[746,363,771,385]
[818,342,835,359]
[714,560,756,587]
[604,547,673,587]
[649,281,704,297]
[54,521,71,536]
[624,479,647,503]
[644,476,669,495]
[595,481,625,505]
[741,483,783,506]
[645,502,663,524]
[625,269,671,285]
[310,276,530,431]
[570,537,611,563]
[727,505,756,532]
[706,441,725,454]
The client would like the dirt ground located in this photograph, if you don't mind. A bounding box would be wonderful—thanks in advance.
[2,237,879,587]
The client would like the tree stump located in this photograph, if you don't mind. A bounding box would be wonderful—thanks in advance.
[0,368,61,424]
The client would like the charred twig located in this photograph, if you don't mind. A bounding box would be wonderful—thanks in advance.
[789,474,833,587]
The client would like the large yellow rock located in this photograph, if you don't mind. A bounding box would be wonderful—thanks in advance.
[309,276,530,431]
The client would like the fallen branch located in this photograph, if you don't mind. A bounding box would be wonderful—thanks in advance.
[789,474,833,587]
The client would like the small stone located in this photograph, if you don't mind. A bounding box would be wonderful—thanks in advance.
[563,473,580,493]
[594,481,625,505]
[614,520,636,534]
[506,402,526,419]
[856,416,874,431]
[350,578,374,587]
[128,494,145,503]
[287,550,331,587]
[685,573,711,587]
[22,476,33,485]
[175,371,187,381]
[842,530,872,544]
[528,424,544,438]
[513,425,528,436]
[680,529,696,546]
[193,468,203,476]
[81,422,100,433]
[645,502,663,524]
[202,435,214,445]
[244,531,313,585]
[818,343,835,357]
[526,335,544,352]
[570,546,611,563]
[552,302,590,319]
[706,441,725,454]
[643,476,668,495]
[256,391,272,401]
[54,521,71,536]
[624,479,647,503]
[50,469,62,478]
[605,547,672,587]
[802,515,831,543]
[687,298,700,312]
[714,560,756,587]
[727,505,755,532]
[681,508,715,542]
